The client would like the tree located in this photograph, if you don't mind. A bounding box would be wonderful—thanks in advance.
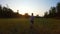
[44,11,48,17]
[0,5,2,17]
[36,15,40,18]
[56,2,60,17]
[49,7,56,17]
[48,10,52,17]
[57,2,60,13]
[44,7,56,18]
[24,13,30,18]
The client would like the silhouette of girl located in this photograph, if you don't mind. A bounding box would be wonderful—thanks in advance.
[30,13,34,34]
[30,13,34,24]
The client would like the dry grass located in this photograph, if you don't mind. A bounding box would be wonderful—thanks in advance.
[0,18,60,34]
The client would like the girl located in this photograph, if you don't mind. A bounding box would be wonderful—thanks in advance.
[30,13,34,24]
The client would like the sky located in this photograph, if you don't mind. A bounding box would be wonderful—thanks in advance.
[0,0,60,16]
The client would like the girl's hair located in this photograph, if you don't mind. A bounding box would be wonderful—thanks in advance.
[32,13,33,16]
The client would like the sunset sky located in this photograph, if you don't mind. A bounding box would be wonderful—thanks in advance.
[0,0,60,16]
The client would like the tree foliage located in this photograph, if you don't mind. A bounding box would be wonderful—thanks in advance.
[0,5,22,18]
[44,2,60,18]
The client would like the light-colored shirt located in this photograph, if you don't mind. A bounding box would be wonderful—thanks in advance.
[30,16,34,21]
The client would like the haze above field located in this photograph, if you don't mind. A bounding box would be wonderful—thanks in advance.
[0,0,60,16]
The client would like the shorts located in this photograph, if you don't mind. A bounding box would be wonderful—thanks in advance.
[31,21,34,24]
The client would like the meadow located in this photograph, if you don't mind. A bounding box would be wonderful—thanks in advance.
[0,18,60,34]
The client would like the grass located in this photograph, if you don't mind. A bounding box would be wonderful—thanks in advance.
[0,18,60,34]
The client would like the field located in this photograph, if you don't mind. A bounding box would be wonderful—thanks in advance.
[0,18,60,34]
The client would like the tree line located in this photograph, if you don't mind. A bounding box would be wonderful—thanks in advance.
[44,2,60,18]
[0,5,30,18]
